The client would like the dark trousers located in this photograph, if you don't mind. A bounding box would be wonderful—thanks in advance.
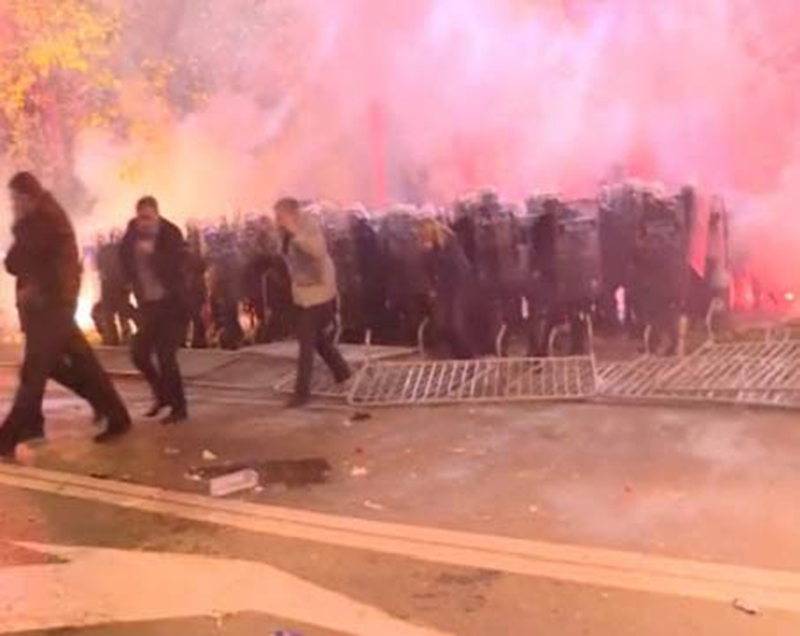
[643,297,680,356]
[131,299,186,414]
[435,293,474,360]
[186,307,208,349]
[294,301,351,398]
[1,308,128,445]
[93,289,136,347]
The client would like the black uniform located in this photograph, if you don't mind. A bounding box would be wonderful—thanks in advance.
[426,238,475,360]
[184,238,208,349]
[95,240,136,346]
[0,190,130,456]
[120,217,188,420]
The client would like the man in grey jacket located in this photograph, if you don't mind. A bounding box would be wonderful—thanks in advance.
[275,198,351,407]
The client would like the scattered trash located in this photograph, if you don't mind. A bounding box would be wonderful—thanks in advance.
[184,472,203,482]
[354,447,364,454]
[528,505,539,515]
[350,411,372,422]
[732,598,761,616]
[272,630,304,636]
[90,472,111,480]
[450,447,467,454]
[189,458,331,487]
[164,447,181,456]
[624,484,633,494]
[202,450,219,462]
[350,466,369,477]
[363,500,385,511]
[210,469,259,497]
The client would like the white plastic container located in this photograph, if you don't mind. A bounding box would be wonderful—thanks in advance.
[209,469,259,497]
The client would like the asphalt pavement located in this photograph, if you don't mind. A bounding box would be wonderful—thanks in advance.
[1,363,799,635]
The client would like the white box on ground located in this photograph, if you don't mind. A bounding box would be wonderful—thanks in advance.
[209,469,260,497]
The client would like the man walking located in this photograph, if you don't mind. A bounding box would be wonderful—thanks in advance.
[275,198,351,407]
[120,196,188,424]
[0,172,131,457]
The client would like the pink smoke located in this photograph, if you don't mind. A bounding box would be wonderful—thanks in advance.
[70,0,800,296]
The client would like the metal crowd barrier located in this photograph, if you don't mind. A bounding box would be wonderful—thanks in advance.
[273,363,361,398]
[596,357,683,402]
[348,356,597,407]
[656,340,800,394]
[597,339,800,410]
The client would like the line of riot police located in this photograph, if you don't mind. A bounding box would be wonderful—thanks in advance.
[89,182,726,359]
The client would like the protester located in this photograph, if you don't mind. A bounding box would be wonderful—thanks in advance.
[120,196,189,424]
[0,172,131,457]
[275,197,351,407]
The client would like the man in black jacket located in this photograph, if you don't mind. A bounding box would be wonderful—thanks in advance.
[0,172,131,457]
[120,196,188,424]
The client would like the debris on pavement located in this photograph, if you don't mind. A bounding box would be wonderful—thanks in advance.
[363,500,385,511]
[188,458,332,487]
[732,598,761,616]
[272,630,304,636]
[89,472,111,480]
[209,468,259,497]
[350,411,372,422]
[528,505,539,515]
[163,447,181,456]
[350,466,369,477]
[184,471,203,482]
[202,449,219,462]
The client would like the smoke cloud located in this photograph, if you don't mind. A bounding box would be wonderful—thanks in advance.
[8,0,800,299]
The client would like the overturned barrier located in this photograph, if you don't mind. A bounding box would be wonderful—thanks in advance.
[273,363,361,399]
[596,357,683,403]
[348,356,597,407]
[656,340,800,394]
[189,352,295,391]
[272,344,417,400]
[598,339,800,410]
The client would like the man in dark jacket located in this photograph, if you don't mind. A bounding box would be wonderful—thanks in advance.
[120,196,188,424]
[0,172,131,457]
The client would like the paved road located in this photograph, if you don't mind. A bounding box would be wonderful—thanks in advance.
[1,368,799,634]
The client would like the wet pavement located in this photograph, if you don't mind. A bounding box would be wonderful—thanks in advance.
[1,361,800,634]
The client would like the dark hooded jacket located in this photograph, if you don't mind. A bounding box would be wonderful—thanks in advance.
[119,217,188,307]
[5,192,82,317]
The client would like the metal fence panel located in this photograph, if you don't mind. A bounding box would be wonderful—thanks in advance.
[656,340,800,393]
[273,364,361,399]
[348,356,597,407]
[597,357,682,401]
